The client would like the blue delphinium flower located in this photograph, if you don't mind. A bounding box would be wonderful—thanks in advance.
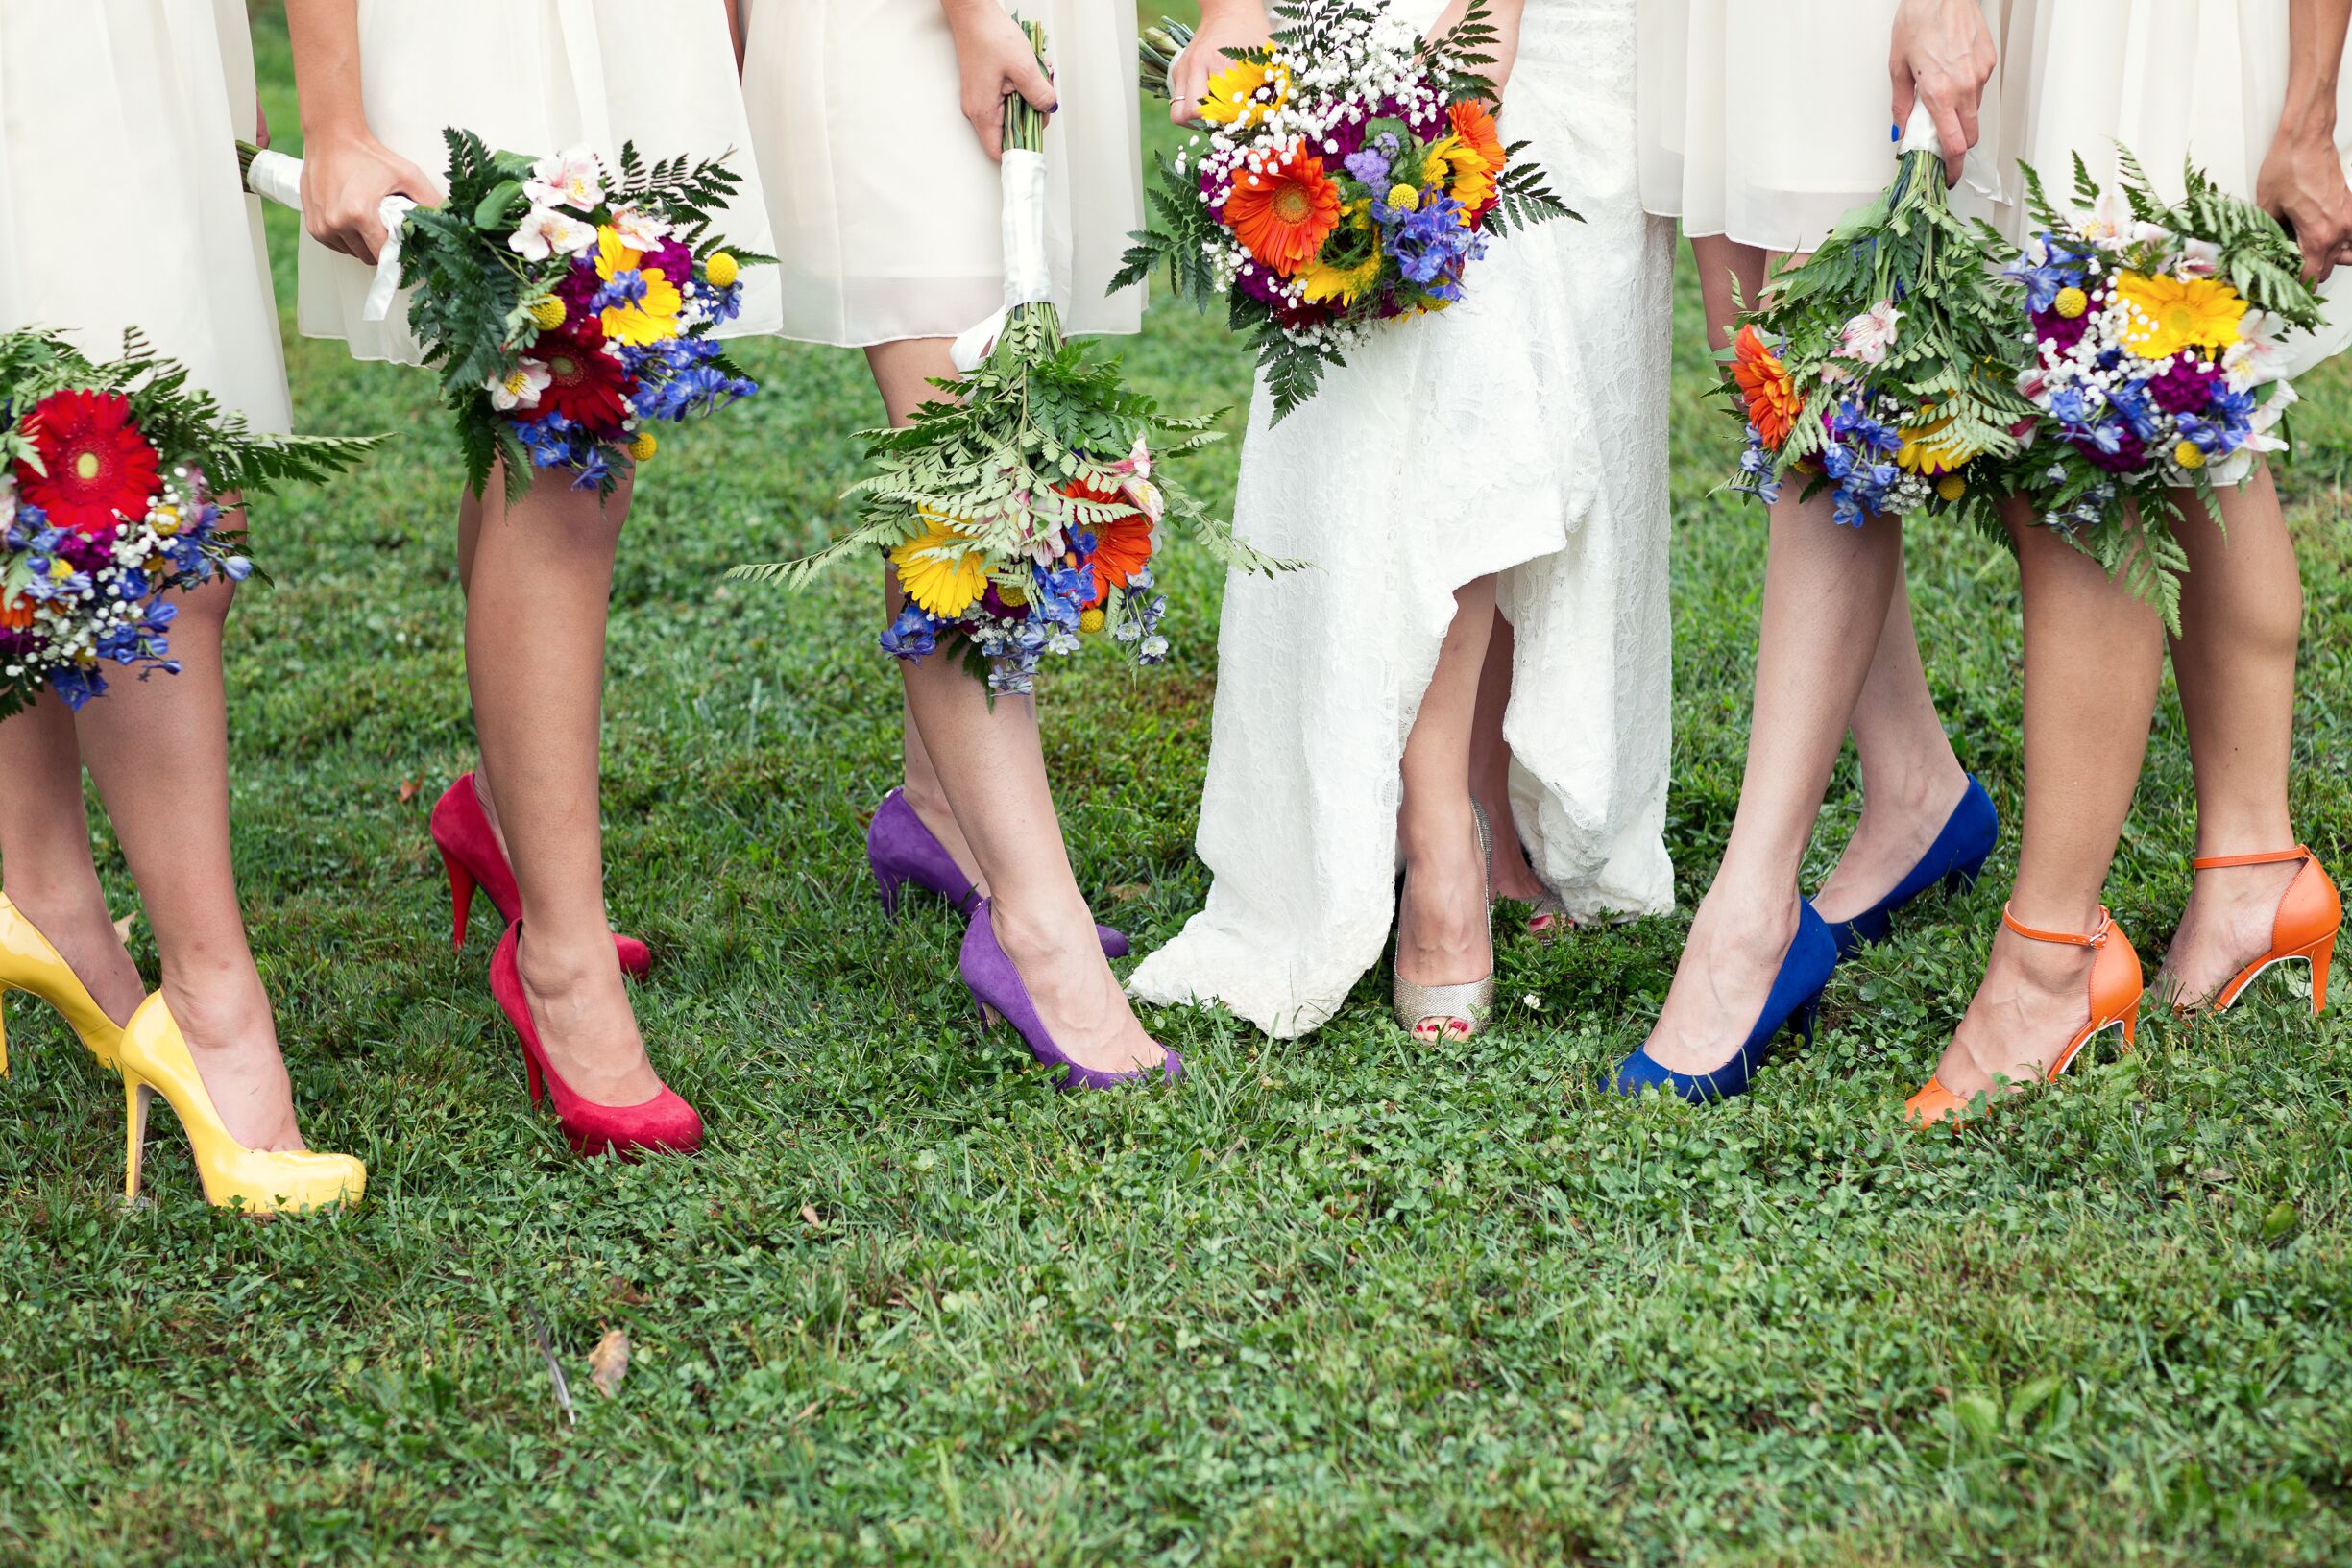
[881,602,940,661]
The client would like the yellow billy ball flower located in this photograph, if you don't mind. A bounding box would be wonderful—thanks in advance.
[2053,286,2089,320]
[527,296,568,330]
[152,506,182,536]
[1079,607,1107,636]
[1936,474,1968,501]
[704,252,740,289]
[628,431,659,463]
[2174,440,2207,470]
[996,581,1029,609]
[1386,183,1421,212]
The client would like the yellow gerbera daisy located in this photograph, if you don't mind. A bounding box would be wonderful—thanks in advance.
[594,228,684,348]
[2114,272,2246,361]
[1897,408,1975,478]
[1297,248,1383,307]
[1199,59,1290,129]
[889,510,991,619]
[1423,133,1494,218]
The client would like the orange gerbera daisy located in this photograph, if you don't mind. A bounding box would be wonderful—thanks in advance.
[1064,481,1157,604]
[0,591,32,632]
[1449,101,1508,177]
[1731,325,1802,450]
[1223,144,1343,277]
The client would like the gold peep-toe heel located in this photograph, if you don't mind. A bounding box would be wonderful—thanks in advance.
[1394,805,1497,1041]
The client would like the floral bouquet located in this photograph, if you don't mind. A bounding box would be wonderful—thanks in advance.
[2001,152,2326,621]
[243,134,764,497]
[1,329,376,717]
[1126,1,1574,419]
[731,22,1277,695]
[1727,106,2032,532]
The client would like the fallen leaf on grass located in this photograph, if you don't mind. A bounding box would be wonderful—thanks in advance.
[589,1329,630,1397]
[112,911,138,944]
[398,778,421,804]
[801,1204,823,1230]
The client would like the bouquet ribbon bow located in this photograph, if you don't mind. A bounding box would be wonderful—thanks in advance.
[951,149,1056,373]
[244,148,417,325]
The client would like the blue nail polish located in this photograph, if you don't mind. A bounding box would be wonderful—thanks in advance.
[1890,121,1901,142]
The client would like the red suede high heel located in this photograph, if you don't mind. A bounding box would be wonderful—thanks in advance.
[430,775,652,980]
[488,924,702,1159]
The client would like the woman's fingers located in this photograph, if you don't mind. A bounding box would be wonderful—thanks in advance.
[1006,52,1057,117]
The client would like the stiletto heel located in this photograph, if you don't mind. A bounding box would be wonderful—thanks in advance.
[2182,846,2341,1015]
[112,997,366,1212]
[959,899,1180,1091]
[1610,903,1838,1103]
[0,894,126,1070]
[1906,904,2144,1129]
[489,925,701,1159]
[1824,775,2000,960]
[868,790,1132,957]
[443,851,478,953]
[1394,806,1496,1041]
[122,1075,150,1204]
[431,776,653,980]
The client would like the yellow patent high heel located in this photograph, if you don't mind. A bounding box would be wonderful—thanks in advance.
[116,996,365,1214]
[0,893,128,1074]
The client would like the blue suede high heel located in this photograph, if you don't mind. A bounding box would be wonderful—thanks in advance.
[1823,775,1998,960]
[1610,902,1838,1102]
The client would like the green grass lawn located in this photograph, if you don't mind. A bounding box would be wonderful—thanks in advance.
[2,10,2348,1565]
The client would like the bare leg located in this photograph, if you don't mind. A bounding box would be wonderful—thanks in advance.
[466,466,661,1105]
[0,698,148,1023]
[1688,234,1771,353]
[1401,576,1502,1037]
[1810,571,1973,922]
[863,340,1160,1074]
[69,538,307,1150]
[1929,507,2164,1098]
[2157,468,2305,1004]
[1644,490,1903,1073]
[1467,615,1547,904]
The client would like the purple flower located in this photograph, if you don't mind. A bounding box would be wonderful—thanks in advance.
[2033,308,2089,355]
[1343,150,1392,187]
[2073,423,2146,474]
[2148,357,2219,415]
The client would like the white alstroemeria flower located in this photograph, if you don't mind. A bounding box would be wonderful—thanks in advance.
[2178,238,2223,277]
[524,149,604,211]
[509,205,598,262]
[0,472,16,533]
[1838,301,1903,365]
[487,359,552,413]
[610,205,672,251]
[2222,311,2290,388]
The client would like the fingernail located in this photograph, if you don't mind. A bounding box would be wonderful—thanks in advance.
[1891,122,1901,142]
[1051,102,1061,114]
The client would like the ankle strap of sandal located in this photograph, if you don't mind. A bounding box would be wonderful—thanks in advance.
[2192,845,2311,871]
[2001,904,2113,948]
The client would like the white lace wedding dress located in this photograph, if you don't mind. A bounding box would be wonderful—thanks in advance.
[1128,0,1676,1038]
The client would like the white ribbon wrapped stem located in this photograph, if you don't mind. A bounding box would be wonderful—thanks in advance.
[243,150,416,324]
[951,149,1056,373]
[1898,98,2003,205]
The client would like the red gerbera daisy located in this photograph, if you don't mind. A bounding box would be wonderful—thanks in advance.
[16,390,161,535]
[528,328,635,435]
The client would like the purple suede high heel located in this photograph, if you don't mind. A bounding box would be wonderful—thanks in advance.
[866,789,1131,958]
[959,899,1183,1092]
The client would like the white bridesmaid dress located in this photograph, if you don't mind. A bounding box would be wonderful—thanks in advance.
[298,0,781,365]
[740,0,1144,347]
[0,0,288,428]
[1127,0,1677,1039]
[1639,0,2007,253]
[1995,0,2352,375]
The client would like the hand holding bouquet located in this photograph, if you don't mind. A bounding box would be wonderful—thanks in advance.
[244,134,765,497]
[733,22,1279,695]
[1127,1,1574,419]
[2002,152,2326,623]
[1,330,376,717]
[1728,105,2031,533]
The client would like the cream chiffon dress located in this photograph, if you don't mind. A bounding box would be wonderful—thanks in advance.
[1639,0,2007,253]
[1127,0,1677,1039]
[740,0,1144,347]
[1995,0,2352,375]
[298,0,781,364]
[0,0,288,429]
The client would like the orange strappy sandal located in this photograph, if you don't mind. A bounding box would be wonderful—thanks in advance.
[2182,846,2340,1015]
[1905,905,2145,1129]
